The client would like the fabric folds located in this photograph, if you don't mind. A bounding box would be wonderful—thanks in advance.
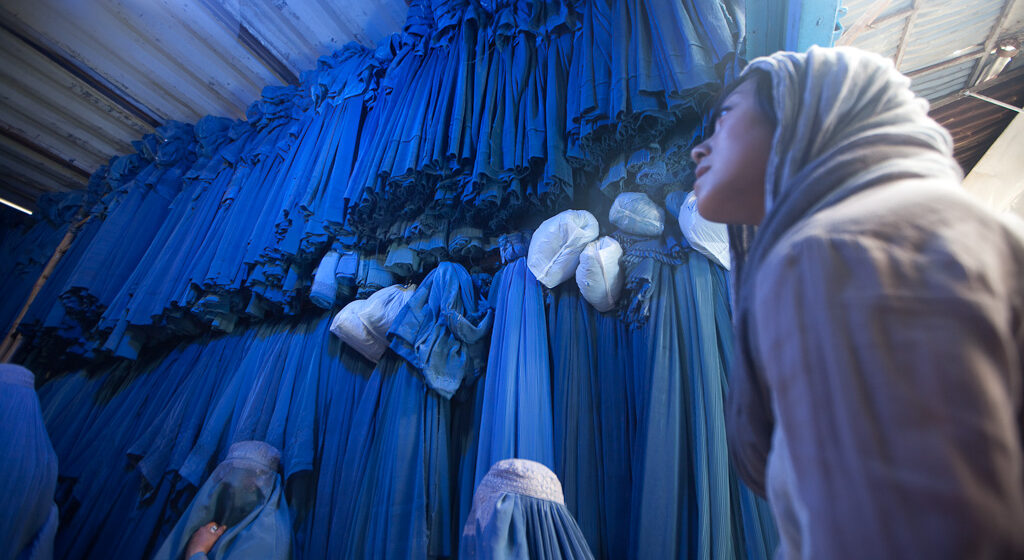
[474,236,555,488]
[152,441,292,560]
[11,0,740,362]
[4,2,765,560]
[332,261,490,559]
[0,364,58,560]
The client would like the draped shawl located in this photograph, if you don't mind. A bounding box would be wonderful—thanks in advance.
[725,46,962,493]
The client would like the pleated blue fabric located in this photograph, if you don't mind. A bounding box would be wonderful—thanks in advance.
[332,261,491,559]
[29,313,372,560]
[624,246,778,559]
[29,253,778,560]
[548,287,607,558]
[591,310,636,559]
[0,365,58,560]
[11,0,739,363]
[303,341,374,559]
[0,1,778,559]
[472,234,555,495]
[48,358,189,560]
[332,356,437,559]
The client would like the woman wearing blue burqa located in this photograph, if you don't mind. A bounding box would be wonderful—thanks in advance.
[461,458,593,559]
[0,364,58,560]
[152,441,291,560]
[689,46,1024,558]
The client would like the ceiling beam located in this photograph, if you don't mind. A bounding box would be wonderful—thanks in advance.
[927,57,1024,111]
[892,0,921,71]
[196,0,299,86]
[237,25,299,86]
[965,91,1024,113]
[838,0,893,45]
[905,48,986,78]
[871,7,915,28]
[0,125,92,181]
[966,0,1021,87]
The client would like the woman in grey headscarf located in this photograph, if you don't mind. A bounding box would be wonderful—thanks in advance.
[152,441,291,560]
[689,46,1024,558]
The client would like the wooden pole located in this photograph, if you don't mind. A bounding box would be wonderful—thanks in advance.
[0,217,86,362]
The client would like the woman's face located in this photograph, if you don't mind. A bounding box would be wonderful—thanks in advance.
[689,78,773,225]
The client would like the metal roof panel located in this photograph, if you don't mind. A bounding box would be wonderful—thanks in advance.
[899,0,1005,72]
[909,57,979,100]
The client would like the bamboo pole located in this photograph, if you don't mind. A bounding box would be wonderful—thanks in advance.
[0,217,86,362]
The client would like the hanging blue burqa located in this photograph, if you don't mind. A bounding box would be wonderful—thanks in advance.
[302,338,373,559]
[38,315,336,560]
[109,335,257,560]
[152,441,292,560]
[334,261,492,559]
[548,286,618,559]
[48,360,192,560]
[472,233,554,492]
[0,364,58,560]
[629,251,777,559]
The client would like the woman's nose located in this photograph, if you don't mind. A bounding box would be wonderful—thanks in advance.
[690,140,709,164]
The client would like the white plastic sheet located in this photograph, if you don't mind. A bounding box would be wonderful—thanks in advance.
[527,210,600,288]
[358,284,417,341]
[609,192,664,236]
[575,236,624,312]
[329,283,417,362]
[677,191,731,269]
[330,299,385,362]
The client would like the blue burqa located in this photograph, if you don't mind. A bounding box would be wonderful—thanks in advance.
[461,458,594,559]
[472,234,554,493]
[629,253,777,559]
[152,441,292,560]
[0,364,58,560]
[334,261,492,559]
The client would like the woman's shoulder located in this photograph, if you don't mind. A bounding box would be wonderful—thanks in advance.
[762,178,1024,306]
[779,179,1020,250]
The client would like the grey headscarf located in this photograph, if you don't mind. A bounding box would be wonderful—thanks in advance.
[725,46,963,494]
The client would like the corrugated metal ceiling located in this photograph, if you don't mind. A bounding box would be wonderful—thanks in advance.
[840,0,1024,102]
[0,0,408,213]
[839,0,1024,174]
[0,0,1021,213]
[929,64,1024,173]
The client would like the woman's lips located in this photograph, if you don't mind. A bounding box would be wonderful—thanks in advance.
[695,165,709,179]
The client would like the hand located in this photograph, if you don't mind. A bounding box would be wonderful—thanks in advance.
[186,522,226,557]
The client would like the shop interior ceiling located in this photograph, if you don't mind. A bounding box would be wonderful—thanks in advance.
[0,0,1021,215]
